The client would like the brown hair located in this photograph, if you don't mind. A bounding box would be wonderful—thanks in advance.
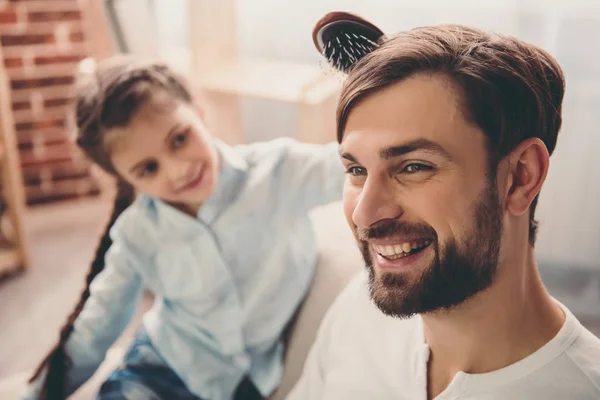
[29,56,194,399]
[337,24,565,245]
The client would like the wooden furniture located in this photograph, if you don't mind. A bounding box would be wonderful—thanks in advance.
[0,47,30,277]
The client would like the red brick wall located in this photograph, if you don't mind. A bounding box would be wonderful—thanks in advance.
[0,0,99,204]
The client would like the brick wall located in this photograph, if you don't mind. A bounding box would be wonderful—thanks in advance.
[0,0,99,204]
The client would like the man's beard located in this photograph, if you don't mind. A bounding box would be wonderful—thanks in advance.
[359,177,503,318]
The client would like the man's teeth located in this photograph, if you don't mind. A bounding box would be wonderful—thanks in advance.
[372,240,432,259]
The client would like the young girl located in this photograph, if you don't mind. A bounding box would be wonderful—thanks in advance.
[21,56,344,400]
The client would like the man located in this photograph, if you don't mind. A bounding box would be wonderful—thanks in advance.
[287,20,600,400]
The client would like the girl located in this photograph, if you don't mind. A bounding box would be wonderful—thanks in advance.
[22,56,343,400]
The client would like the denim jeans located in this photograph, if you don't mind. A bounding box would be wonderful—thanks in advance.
[97,328,262,400]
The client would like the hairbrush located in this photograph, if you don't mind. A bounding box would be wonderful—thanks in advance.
[312,11,386,73]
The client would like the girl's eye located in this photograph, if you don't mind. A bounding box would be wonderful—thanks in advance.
[140,161,158,177]
[403,163,432,174]
[173,131,189,149]
[345,166,367,176]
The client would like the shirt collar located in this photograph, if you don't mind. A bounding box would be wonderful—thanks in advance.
[196,139,248,224]
[214,138,248,173]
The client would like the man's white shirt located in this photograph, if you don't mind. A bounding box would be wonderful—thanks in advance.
[287,271,600,400]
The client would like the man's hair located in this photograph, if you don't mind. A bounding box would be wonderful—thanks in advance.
[337,24,565,245]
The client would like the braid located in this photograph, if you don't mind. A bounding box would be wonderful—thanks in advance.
[28,180,135,399]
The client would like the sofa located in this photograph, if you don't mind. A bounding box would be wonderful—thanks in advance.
[0,201,363,399]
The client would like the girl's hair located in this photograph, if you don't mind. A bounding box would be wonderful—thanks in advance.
[29,56,194,399]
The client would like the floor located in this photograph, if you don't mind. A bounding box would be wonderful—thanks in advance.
[1,197,599,381]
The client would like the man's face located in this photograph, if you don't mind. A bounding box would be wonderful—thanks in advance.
[340,73,504,318]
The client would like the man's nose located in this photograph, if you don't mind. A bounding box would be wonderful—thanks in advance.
[352,176,404,230]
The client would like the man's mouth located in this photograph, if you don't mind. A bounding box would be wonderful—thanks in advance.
[372,240,432,260]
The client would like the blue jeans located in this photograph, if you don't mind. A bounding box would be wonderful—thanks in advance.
[97,329,262,400]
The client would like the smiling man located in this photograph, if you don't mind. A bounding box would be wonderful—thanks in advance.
[287,23,600,400]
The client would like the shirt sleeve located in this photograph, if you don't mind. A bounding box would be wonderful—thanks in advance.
[279,140,345,212]
[21,236,143,399]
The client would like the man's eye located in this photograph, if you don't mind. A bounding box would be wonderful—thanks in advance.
[403,163,432,174]
[140,161,158,177]
[345,166,366,176]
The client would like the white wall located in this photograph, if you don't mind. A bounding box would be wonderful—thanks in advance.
[112,0,159,56]
[154,0,190,70]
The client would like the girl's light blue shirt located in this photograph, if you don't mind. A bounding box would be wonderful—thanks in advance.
[25,138,344,400]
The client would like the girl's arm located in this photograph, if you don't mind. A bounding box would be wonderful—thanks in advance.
[279,139,345,211]
[20,182,141,400]
[22,238,143,399]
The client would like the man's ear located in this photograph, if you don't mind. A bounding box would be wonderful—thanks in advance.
[504,138,550,217]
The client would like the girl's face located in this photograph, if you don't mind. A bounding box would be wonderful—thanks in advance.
[109,91,220,215]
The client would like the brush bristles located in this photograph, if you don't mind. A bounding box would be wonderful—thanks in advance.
[322,31,379,73]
